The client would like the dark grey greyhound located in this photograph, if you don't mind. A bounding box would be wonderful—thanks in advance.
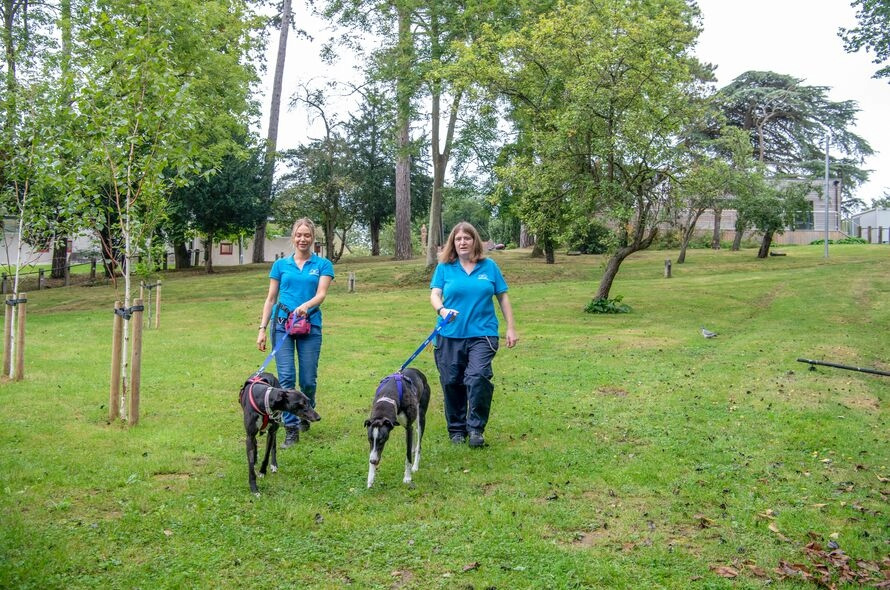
[364,368,431,488]
[240,372,320,495]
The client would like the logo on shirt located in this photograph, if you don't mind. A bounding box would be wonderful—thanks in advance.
[309,269,320,276]
[477,273,489,281]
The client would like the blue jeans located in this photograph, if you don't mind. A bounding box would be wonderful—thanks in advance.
[434,335,499,435]
[271,319,322,427]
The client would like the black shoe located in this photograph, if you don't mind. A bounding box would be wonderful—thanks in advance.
[297,421,311,433]
[282,426,300,449]
[468,431,485,448]
[450,433,467,444]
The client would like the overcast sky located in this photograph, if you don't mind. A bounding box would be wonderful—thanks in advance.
[261,1,890,206]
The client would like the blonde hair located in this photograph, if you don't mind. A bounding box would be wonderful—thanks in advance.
[439,222,485,263]
[291,218,316,243]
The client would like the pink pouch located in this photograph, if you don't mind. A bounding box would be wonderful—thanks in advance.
[285,313,311,336]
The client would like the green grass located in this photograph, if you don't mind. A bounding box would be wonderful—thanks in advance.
[1,245,888,589]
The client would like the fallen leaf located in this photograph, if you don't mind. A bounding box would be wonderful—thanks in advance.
[462,562,480,572]
[709,565,738,578]
[877,474,889,483]
[768,522,790,542]
[163,529,173,536]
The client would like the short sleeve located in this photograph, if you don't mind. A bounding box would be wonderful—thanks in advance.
[490,260,508,294]
[269,258,282,281]
[321,257,335,278]
[430,263,445,290]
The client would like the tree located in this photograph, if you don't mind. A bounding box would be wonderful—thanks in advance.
[736,181,810,258]
[253,0,292,263]
[840,0,890,81]
[715,71,873,200]
[485,0,705,301]
[167,139,267,273]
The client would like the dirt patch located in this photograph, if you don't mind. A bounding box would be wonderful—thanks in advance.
[597,386,629,397]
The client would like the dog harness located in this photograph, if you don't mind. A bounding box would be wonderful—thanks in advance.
[242,378,282,432]
[375,373,410,406]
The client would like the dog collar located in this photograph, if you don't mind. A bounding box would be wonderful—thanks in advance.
[263,387,273,415]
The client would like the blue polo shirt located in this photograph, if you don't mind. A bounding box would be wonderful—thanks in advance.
[430,257,508,338]
[270,253,335,328]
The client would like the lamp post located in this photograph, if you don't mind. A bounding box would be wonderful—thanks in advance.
[823,135,830,258]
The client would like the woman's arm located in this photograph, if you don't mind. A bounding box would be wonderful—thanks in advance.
[296,275,333,316]
[430,287,458,320]
[257,279,280,351]
[496,292,517,348]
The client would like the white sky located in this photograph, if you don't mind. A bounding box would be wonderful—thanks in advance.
[260,1,890,205]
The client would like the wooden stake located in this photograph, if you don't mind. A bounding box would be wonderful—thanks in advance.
[109,301,123,421]
[3,295,13,378]
[154,281,162,329]
[128,299,144,426]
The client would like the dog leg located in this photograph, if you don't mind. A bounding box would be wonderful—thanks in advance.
[411,420,422,473]
[260,428,275,477]
[367,462,377,488]
[403,422,414,484]
[268,424,278,474]
[247,433,259,495]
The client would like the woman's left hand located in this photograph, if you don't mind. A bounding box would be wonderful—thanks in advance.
[505,328,518,348]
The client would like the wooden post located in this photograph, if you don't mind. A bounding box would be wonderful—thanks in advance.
[193,249,200,266]
[348,272,356,293]
[129,299,144,426]
[14,293,25,381]
[154,281,162,329]
[3,295,12,377]
[664,259,672,278]
[2,273,7,294]
[879,227,884,244]
[64,262,70,287]
[90,259,97,280]
[38,269,44,290]
[109,301,123,421]
[867,226,872,243]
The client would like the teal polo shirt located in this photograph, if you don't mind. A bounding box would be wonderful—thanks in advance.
[270,253,335,327]
[430,257,508,338]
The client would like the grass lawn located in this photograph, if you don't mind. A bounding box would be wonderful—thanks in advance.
[1,245,888,589]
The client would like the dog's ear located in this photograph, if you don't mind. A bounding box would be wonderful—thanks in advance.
[384,418,396,429]
[364,418,371,427]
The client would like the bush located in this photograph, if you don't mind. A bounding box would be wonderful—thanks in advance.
[584,295,631,314]
[810,237,867,245]
[564,219,613,254]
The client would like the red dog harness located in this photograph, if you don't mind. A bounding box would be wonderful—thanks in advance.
[241,377,278,432]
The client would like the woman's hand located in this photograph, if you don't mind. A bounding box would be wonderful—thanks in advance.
[438,307,459,322]
[257,328,267,351]
[505,327,518,348]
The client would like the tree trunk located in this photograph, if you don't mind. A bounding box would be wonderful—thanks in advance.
[677,228,692,264]
[757,231,773,258]
[203,237,214,273]
[370,217,381,256]
[595,246,634,300]
[173,242,190,269]
[393,5,413,261]
[51,238,68,279]
[519,224,533,248]
[530,243,544,258]
[731,226,744,251]
[711,208,722,249]
[253,0,292,263]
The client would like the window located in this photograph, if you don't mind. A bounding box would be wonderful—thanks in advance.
[220,242,233,255]
[793,202,814,230]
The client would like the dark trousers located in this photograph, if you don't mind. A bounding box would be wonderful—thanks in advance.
[434,335,499,434]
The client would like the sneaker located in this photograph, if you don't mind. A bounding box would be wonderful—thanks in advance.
[450,433,467,444]
[281,426,300,449]
[468,431,485,448]
[297,421,311,433]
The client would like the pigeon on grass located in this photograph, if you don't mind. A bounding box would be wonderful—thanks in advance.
[700,327,718,339]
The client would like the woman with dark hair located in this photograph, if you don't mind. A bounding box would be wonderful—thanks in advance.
[430,221,517,447]
[257,218,334,448]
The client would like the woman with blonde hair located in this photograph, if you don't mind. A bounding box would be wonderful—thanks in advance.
[257,218,334,448]
[430,222,517,447]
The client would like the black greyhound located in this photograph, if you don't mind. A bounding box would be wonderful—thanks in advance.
[364,368,431,488]
[240,372,320,495]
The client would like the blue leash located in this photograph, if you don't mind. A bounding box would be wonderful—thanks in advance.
[399,311,456,372]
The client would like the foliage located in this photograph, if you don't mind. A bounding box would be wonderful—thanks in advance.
[583,294,631,314]
[564,218,613,255]
[810,236,868,245]
[714,71,873,199]
[839,0,890,80]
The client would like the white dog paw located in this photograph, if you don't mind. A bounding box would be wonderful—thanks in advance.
[258,473,265,479]
[253,492,261,498]
[270,465,278,473]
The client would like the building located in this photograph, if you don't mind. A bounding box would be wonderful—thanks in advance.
[846,208,890,244]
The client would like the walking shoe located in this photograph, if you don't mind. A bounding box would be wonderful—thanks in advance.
[450,433,467,444]
[282,426,300,449]
[297,421,311,433]
[468,431,485,448]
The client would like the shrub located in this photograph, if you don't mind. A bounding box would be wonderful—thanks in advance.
[810,237,867,245]
[564,219,613,254]
[584,295,631,314]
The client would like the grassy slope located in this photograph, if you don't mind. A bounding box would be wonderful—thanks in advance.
[0,245,887,589]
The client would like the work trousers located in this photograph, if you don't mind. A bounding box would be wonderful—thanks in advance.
[434,335,499,435]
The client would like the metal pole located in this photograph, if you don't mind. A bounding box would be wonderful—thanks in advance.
[824,135,829,258]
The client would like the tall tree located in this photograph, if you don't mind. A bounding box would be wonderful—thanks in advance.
[253,0,292,263]
[839,0,890,81]
[715,71,873,199]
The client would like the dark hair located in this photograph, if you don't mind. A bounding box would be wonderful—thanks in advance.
[439,222,484,263]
